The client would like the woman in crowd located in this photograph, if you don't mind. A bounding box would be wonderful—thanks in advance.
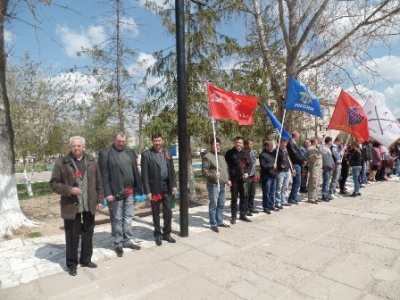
[348,141,362,197]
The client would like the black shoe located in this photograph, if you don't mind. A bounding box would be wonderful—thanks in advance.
[123,241,141,250]
[276,205,283,209]
[80,262,97,268]
[351,193,357,197]
[115,246,124,257]
[155,236,162,246]
[68,268,77,276]
[217,223,230,228]
[357,192,361,196]
[163,235,176,243]
[211,226,219,233]
[283,203,291,206]
[307,200,318,204]
[299,188,308,193]
[246,211,253,216]
[239,215,252,222]
[263,209,271,214]
[339,191,348,195]
[249,209,259,214]
[230,218,236,225]
[322,198,330,202]
[290,201,299,205]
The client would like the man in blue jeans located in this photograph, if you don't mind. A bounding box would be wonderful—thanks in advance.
[259,141,277,213]
[202,138,232,233]
[275,139,291,209]
[287,131,307,204]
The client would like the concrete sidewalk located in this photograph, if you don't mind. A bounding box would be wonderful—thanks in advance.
[1,179,400,299]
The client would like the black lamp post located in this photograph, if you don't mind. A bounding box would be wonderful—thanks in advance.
[175,0,207,237]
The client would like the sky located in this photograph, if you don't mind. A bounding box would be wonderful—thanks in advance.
[4,0,400,118]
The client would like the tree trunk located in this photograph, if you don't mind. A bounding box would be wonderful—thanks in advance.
[0,0,33,236]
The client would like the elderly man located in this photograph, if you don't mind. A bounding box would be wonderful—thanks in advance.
[50,136,104,276]
[98,132,143,257]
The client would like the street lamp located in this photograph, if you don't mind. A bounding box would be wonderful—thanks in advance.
[175,0,206,237]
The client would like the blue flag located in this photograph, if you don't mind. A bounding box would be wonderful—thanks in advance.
[285,77,323,118]
[263,104,291,140]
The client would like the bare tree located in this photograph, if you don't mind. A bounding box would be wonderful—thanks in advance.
[0,0,36,236]
[234,0,400,129]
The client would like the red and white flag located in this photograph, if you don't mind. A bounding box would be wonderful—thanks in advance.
[207,83,258,125]
[327,90,369,142]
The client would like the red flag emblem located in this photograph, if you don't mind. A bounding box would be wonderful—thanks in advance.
[207,83,258,125]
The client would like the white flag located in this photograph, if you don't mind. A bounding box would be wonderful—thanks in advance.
[363,99,400,147]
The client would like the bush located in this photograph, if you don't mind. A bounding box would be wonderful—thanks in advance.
[17,182,53,200]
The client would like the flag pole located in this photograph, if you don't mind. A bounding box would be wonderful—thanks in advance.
[275,109,288,164]
[211,117,220,190]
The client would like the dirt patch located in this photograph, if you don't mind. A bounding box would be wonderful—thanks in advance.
[4,183,210,241]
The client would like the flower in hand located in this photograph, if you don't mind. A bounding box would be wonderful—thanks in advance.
[115,188,134,201]
[125,188,133,195]
[238,162,245,168]
[74,171,83,178]
[152,194,163,202]
[254,175,260,182]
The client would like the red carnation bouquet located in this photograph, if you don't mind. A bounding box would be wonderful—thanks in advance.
[115,188,134,201]
[152,194,163,202]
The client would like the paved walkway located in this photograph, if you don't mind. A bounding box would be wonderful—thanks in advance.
[1,178,400,299]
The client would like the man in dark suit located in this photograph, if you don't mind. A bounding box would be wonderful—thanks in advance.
[50,136,104,276]
[98,132,143,257]
[141,133,178,246]
[225,136,253,224]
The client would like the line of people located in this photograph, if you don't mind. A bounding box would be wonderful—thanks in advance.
[201,133,400,233]
[50,133,177,276]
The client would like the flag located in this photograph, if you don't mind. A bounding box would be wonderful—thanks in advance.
[263,104,291,140]
[285,77,323,118]
[327,90,369,142]
[363,99,400,147]
[207,83,258,125]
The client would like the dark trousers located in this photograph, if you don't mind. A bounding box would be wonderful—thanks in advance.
[246,177,256,210]
[339,162,349,192]
[151,184,172,237]
[64,211,94,269]
[300,166,308,189]
[230,179,248,218]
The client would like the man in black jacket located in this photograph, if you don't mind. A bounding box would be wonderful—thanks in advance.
[141,133,178,246]
[259,141,277,213]
[225,136,253,224]
[287,131,306,204]
[98,132,143,257]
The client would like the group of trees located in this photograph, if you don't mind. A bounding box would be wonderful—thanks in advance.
[1,0,399,235]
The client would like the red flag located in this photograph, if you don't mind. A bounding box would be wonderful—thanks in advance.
[327,90,369,142]
[207,83,258,125]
